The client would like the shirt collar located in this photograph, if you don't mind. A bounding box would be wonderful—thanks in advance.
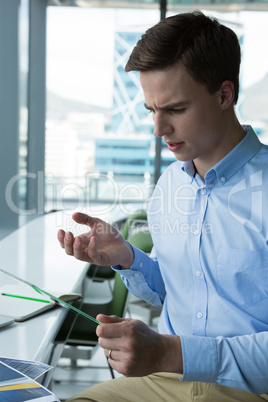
[212,125,261,185]
[181,126,262,185]
[181,160,196,183]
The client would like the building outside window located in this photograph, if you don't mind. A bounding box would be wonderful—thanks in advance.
[45,6,268,215]
[45,8,162,215]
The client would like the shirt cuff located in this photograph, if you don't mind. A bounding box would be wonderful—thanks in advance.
[180,335,218,383]
[112,244,147,272]
[112,246,163,306]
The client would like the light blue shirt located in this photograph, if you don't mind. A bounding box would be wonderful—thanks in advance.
[114,126,268,394]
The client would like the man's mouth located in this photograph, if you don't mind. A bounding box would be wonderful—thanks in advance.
[166,142,185,152]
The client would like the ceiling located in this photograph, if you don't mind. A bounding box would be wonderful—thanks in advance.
[48,0,268,11]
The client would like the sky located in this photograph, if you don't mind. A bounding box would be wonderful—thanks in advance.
[44,7,268,108]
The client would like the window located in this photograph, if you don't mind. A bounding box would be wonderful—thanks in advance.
[46,8,160,214]
[46,6,268,216]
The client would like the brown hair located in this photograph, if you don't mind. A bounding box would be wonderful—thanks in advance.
[125,11,241,104]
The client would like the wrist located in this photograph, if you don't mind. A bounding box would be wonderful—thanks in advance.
[157,335,183,374]
[120,241,135,269]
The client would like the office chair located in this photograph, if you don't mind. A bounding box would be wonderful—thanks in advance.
[86,264,115,282]
[83,263,115,297]
[121,209,148,240]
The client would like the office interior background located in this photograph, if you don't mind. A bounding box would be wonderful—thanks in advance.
[1,1,268,400]
[1,0,268,242]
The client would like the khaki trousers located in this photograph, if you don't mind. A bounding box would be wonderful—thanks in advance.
[67,373,268,402]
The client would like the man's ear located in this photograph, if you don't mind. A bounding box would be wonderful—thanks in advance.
[219,80,235,110]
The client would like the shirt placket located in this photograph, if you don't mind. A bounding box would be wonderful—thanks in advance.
[189,182,210,336]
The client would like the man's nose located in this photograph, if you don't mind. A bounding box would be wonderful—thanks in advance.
[153,112,173,138]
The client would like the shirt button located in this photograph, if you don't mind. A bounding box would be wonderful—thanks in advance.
[197,312,203,319]
[139,262,143,268]
[201,188,207,195]
[195,270,201,277]
[193,229,199,235]
[220,176,226,182]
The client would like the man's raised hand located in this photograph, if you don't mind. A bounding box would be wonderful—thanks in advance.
[57,212,134,268]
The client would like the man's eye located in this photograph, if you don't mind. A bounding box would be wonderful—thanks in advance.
[169,108,186,114]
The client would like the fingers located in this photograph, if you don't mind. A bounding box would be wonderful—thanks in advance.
[72,212,96,227]
[97,317,124,355]
[57,229,84,258]
[72,235,97,263]
[96,317,133,341]
[80,235,100,263]
[72,236,85,260]
[61,231,76,255]
[97,314,124,326]
[96,316,127,347]
[96,317,159,377]
[57,224,101,263]
[58,212,118,264]
[72,212,118,238]
[57,229,65,248]
[104,348,121,363]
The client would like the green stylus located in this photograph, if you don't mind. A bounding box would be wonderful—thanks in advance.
[1,292,51,304]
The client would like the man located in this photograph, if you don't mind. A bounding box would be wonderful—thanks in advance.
[58,11,268,401]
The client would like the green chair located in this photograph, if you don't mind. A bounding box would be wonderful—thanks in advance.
[86,264,115,282]
[121,209,153,251]
[121,209,148,239]
[84,263,116,296]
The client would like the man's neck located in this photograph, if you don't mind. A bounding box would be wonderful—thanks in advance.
[194,119,245,181]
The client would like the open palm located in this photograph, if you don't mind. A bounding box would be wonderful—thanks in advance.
[58,212,133,268]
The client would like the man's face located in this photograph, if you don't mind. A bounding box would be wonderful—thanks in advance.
[140,64,229,171]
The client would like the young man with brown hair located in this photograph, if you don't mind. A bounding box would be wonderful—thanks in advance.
[58,11,268,401]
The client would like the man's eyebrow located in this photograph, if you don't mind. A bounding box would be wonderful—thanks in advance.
[144,102,188,110]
